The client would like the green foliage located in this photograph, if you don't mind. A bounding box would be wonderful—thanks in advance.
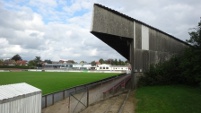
[139,18,201,87]
[135,85,201,113]
[139,47,201,87]
[99,58,104,64]
[0,65,30,69]
[34,56,42,67]
[91,61,96,66]
[98,58,127,65]
[186,19,201,48]
[11,54,22,61]
[28,60,36,67]
[28,56,42,67]
[0,59,3,65]
[139,55,181,86]
[179,48,201,85]
[44,59,52,64]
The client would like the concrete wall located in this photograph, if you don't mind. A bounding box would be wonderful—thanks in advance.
[91,4,189,73]
[133,23,188,72]
[92,4,133,39]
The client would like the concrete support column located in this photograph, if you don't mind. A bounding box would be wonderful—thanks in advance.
[130,39,135,89]
[130,21,135,89]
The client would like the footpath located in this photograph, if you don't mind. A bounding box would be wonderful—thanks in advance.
[42,75,132,113]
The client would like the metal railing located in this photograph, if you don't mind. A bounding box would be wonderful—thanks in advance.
[42,73,126,109]
[69,74,131,113]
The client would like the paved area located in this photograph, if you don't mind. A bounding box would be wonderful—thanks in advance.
[80,91,135,113]
[42,75,133,113]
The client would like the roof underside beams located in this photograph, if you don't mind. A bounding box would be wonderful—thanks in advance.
[91,3,191,78]
[91,4,134,60]
[91,31,132,60]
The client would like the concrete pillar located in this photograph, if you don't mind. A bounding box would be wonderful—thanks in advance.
[130,22,135,89]
[130,42,135,89]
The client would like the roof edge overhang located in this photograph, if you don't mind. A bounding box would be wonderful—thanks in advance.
[93,3,190,46]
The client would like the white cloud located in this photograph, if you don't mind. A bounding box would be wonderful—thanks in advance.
[29,0,57,7]
[89,48,98,56]
[0,0,200,62]
[0,38,9,48]
[5,45,23,53]
[63,0,92,15]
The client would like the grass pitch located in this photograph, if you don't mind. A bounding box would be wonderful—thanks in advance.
[0,72,118,95]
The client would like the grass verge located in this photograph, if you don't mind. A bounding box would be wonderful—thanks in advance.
[135,85,201,113]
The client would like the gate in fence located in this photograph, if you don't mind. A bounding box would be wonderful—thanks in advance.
[69,87,89,113]
[69,74,131,113]
[42,74,126,109]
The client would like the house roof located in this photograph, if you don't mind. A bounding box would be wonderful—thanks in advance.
[16,60,27,64]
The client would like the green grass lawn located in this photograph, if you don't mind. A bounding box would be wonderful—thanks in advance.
[0,72,118,95]
[135,85,201,113]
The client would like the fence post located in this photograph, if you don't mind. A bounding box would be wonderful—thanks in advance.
[87,87,89,107]
[68,93,71,113]
[63,90,65,99]
[52,94,54,105]
[45,95,47,108]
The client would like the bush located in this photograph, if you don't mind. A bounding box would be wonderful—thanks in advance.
[138,18,201,87]
[138,48,201,87]
[138,55,181,86]
[0,65,30,69]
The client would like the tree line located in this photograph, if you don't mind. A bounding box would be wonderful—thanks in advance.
[0,54,128,69]
[91,59,129,66]
[0,55,43,69]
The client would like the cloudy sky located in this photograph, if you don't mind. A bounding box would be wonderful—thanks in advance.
[0,0,200,62]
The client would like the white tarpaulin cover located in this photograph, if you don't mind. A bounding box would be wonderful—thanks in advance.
[0,83,41,113]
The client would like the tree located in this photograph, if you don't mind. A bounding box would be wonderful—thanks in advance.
[118,59,125,65]
[28,60,36,67]
[44,59,52,64]
[11,54,22,61]
[139,18,201,87]
[125,60,130,64]
[67,60,75,64]
[183,18,201,85]
[0,59,3,66]
[80,61,87,64]
[187,18,201,48]
[28,56,42,68]
[91,61,96,66]
[34,56,41,63]
[99,58,104,64]
[34,56,42,67]
[105,59,113,64]
[114,59,118,65]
